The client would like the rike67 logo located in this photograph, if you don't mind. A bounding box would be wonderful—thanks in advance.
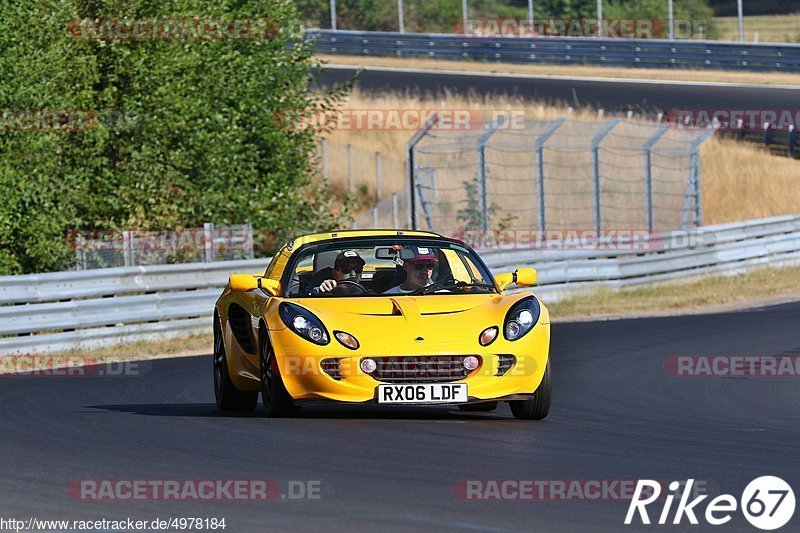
[625,477,795,530]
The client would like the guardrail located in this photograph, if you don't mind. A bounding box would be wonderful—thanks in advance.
[2,213,800,355]
[310,29,800,72]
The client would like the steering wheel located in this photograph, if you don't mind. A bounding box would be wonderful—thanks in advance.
[329,279,368,296]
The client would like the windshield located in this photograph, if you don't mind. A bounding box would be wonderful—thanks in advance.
[284,238,496,297]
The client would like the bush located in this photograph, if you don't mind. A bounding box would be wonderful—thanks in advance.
[0,0,351,275]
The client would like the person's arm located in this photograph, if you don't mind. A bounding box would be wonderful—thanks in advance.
[311,278,337,294]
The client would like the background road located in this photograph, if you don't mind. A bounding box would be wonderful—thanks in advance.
[2,302,799,531]
[317,65,800,114]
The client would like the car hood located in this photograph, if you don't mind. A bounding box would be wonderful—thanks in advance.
[279,293,540,349]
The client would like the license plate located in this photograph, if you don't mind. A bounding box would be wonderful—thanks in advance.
[377,383,468,404]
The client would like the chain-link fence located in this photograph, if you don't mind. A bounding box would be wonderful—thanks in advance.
[406,116,714,236]
[73,223,254,270]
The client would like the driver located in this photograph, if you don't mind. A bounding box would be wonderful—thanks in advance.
[310,250,366,295]
[383,247,438,294]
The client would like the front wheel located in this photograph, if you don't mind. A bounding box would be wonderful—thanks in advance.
[260,336,295,417]
[213,317,258,411]
[509,362,551,420]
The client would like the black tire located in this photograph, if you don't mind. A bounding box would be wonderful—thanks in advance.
[458,401,498,412]
[509,361,551,420]
[213,316,258,411]
[260,333,295,417]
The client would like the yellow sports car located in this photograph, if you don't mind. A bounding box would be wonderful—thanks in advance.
[213,230,551,419]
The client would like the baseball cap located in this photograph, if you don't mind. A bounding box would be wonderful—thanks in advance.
[334,250,366,270]
[404,246,439,264]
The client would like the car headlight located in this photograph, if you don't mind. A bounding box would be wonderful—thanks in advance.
[279,302,330,345]
[503,296,540,341]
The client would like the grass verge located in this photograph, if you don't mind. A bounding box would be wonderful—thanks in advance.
[549,265,800,320]
[715,13,800,44]
[316,54,800,87]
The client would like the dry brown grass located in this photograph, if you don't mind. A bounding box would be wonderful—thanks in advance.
[716,13,800,44]
[321,90,800,227]
[317,54,800,87]
[0,333,212,373]
[701,137,800,224]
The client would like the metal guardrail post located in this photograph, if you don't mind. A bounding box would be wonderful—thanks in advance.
[643,125,670,233]
[476,115,509,241]
[591,119,621,234]
[534,118,566,232]
[405,113,440,229]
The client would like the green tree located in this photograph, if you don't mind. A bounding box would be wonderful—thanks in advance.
[0,0,351,274]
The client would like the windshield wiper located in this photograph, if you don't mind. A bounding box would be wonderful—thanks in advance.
[410,279,495,296]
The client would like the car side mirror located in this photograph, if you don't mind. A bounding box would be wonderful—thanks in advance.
[229,274,259,292]
[229,274,280,296]
[495,268,537,291]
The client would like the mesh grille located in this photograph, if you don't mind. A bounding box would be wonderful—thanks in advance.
[366,356,478,383]
[497,354,516,376]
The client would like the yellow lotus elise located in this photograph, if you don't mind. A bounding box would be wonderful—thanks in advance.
[213,230,551,419]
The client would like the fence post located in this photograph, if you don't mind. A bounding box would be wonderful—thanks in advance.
[375,151,382,202]
[347,144,354,193]
[642,125,670,233]
[534,118,566,232]
[245,221,254,259]
[372,206,379,228]
[681,130,714,229]
[591,118,621,234]
[415,182,434,230]
[391,192,399,228]
[321,139,328,180]
[203,223,215,262]
[122,231,133,267]
[476,115,509,242]
[405,113,440,229]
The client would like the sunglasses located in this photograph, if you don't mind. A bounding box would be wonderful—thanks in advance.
[410,262,436,271]
[339,265,363,275]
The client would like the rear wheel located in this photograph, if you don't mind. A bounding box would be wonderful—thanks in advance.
[213,317,258,411]
[458,402,498,412]
[260,334,295,417]
[509,362,551,420]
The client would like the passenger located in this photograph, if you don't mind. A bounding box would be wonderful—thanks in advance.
[383,247,438,294]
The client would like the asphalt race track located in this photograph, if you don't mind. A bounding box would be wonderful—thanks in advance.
[2,302,799,532]
[317,65,800,114]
